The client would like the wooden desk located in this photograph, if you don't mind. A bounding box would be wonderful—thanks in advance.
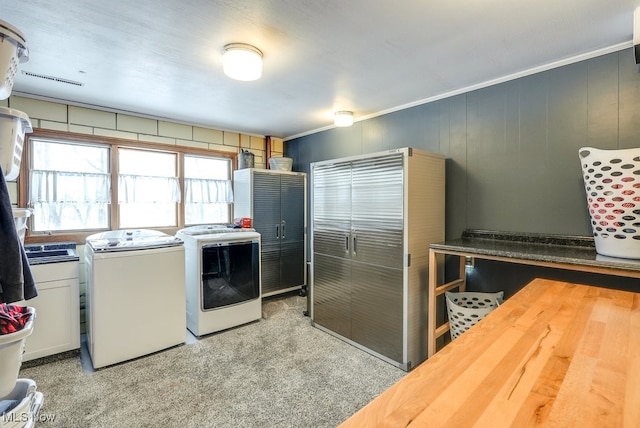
[340,278,640,427]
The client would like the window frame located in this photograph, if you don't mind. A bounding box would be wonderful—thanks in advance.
[19,129,237,244]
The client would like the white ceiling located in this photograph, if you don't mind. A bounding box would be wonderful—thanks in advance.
[1,1,639,140]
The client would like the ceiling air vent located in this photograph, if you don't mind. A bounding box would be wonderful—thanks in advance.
[21,70,83,87]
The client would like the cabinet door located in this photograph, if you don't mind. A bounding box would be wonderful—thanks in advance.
[261,248,281,295]
[312,162,352,259]
[280,174,305,288]
[350,262,404,363]
[351,154,404,269]
[280,240,304,288]
[280,174,305,243]
[253,171,282,294]
[253,171,282,247]
[313,252,351,339]
[21,279,78,361]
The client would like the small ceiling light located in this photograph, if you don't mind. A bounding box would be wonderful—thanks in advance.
[334,111,354,127]
[222,43,263,81]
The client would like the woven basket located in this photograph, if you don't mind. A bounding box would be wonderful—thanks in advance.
[445,291,503,340]
[578,147,640,259]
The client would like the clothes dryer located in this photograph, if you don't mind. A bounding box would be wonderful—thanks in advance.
[176,225,261,336]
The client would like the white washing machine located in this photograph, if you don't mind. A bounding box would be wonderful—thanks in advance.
[176,225,261,336]
[85,229,186,369]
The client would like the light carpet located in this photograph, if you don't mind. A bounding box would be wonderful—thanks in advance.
[18,293,404,427]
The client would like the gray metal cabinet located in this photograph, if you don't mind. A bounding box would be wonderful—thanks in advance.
[234,169,307,297]
[311,147,445,371]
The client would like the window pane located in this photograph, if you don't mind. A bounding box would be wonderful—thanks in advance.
[120,149,176,176]
[184,155,232,224]
[185,156,230,180]
[33,203,109,232]
[30,139,110,232]
[185,203,229,224]
[32,140,109,173]
[119,203,176,228]
[118,149,178,227]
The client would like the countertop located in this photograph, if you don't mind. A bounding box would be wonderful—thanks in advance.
[24,242,79,265]
[341,278,640,427]
[430,229,640,274]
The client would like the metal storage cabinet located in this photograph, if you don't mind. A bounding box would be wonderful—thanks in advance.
[310,147,445,371]
[233,168,307,297]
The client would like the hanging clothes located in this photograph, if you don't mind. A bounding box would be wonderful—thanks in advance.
[0,166,36,303]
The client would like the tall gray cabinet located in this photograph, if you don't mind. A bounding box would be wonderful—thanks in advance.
[310,147,444,371]
[233,168,307,297]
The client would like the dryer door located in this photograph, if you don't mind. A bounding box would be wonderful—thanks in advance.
[201,240,260,310]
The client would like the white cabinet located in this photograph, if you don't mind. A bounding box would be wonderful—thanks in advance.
[19,261,80,361]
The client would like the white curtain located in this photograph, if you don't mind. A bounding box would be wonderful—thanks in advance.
[118,174,181,203]
[184,178,233,204]
[29,170,111,230]
[30,170,111,203]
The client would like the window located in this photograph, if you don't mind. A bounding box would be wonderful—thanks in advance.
[29,139,110,232]
[184,155,233,225]
[23,131,235,240]
[118,148,180,228]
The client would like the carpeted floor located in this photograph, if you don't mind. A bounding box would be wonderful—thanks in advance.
[18,293,405,427]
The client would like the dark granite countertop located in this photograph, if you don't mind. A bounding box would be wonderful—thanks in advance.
[430,230,640,274]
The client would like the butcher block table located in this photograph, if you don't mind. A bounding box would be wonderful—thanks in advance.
[340,278,640,427]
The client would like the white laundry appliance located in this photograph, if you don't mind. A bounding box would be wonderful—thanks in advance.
[176,225,261,337]
[85,229,186,369]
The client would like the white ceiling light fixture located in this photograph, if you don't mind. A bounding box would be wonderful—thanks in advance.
[334,111,354,127]
[222,43,263,81]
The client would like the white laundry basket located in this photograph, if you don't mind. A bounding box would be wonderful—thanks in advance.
[11,208,31,244]
[0,19,29,100]
[445,291,503,340]
[0,107,32,181]
[0,307,35,399]
[578,147,640,259]
[1,378,44,428]
[269,157,293,171]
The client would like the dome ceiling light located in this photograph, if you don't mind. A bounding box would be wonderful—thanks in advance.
[222,43,263,81]
[334,111,354,127]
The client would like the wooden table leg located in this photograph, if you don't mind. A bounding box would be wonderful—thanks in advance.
[428,252,468,358]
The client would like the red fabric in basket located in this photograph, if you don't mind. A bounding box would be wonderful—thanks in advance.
[0,304,32,335]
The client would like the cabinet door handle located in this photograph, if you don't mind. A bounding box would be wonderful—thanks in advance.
[345,235,349,255]
[352,234,357,256]
[281,220,286,240]
[276,225,280,239]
